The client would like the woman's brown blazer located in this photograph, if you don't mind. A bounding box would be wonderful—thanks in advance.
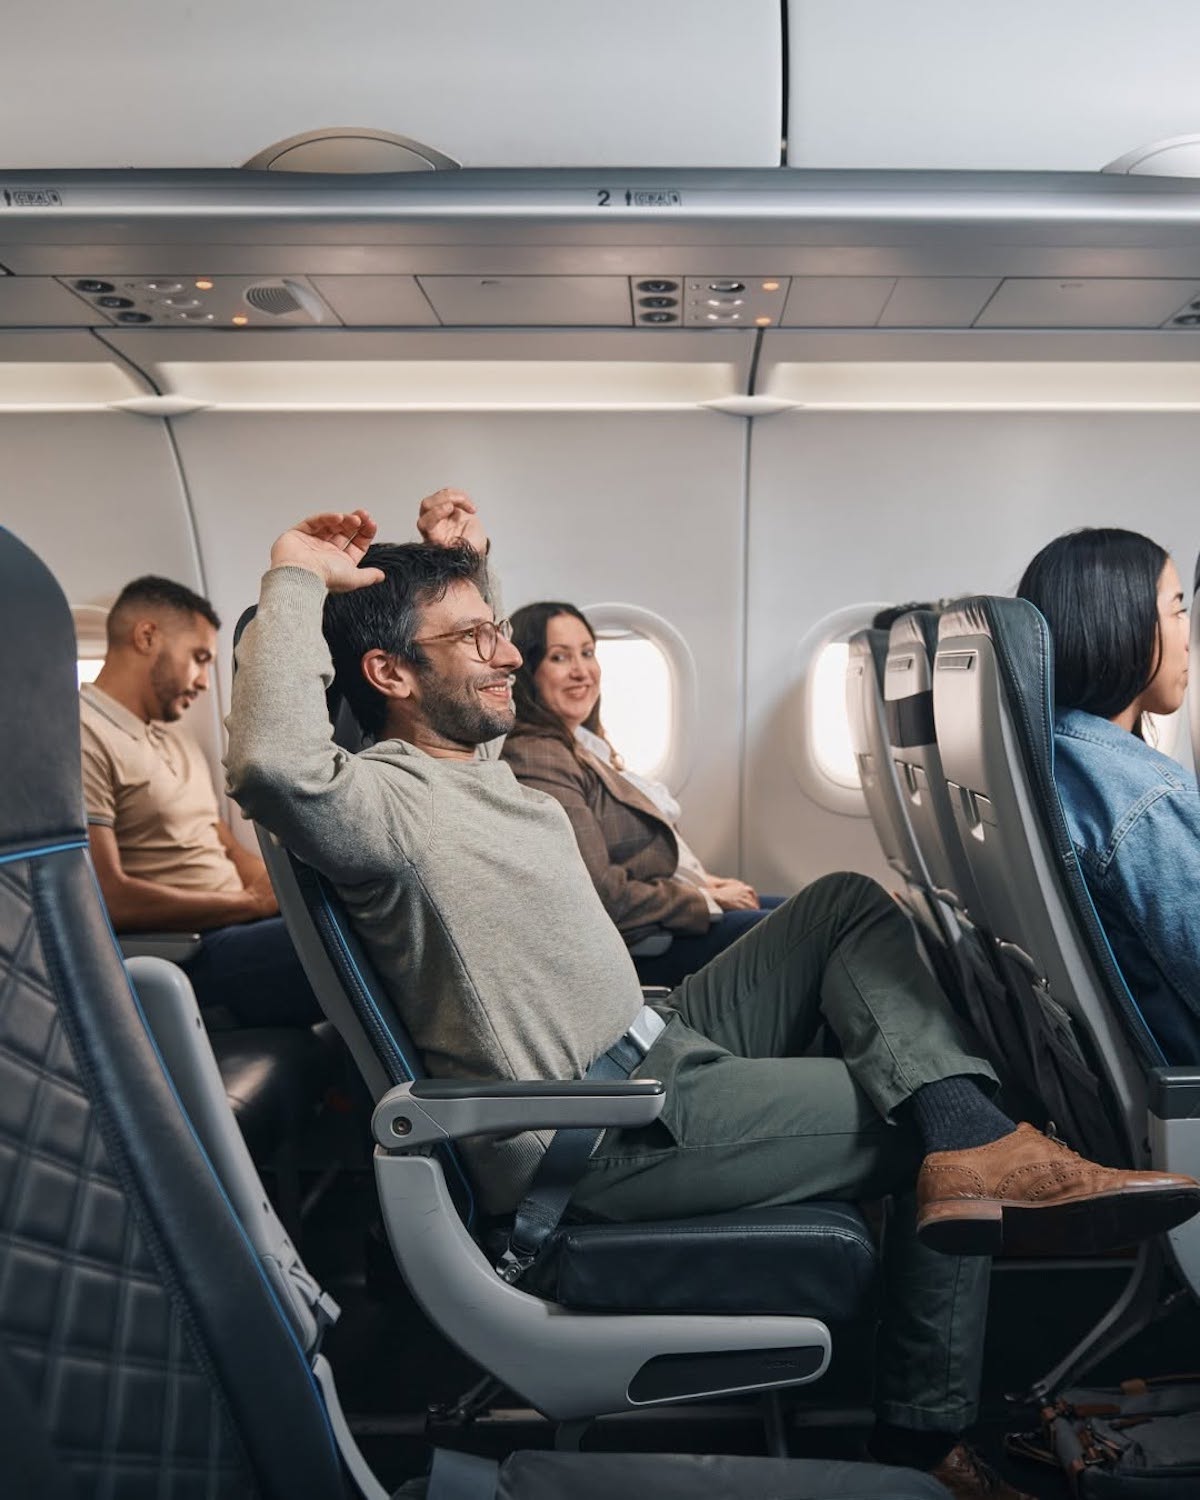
[501,729,710,944]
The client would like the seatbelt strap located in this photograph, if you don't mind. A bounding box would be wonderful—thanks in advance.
[494,1008,663,1285]
[427,1447,502,1500]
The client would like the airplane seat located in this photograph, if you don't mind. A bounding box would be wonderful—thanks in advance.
[882,610,1036,1101]
[845,625,996,1057]
[232,606,879,1424]
[845,629,939,927]
[0,525,941,1500]
[933,595,1200,1388]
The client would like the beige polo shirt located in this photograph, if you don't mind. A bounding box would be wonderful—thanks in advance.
[80,683,243,894]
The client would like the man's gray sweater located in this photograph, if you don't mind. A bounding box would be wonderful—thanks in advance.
[225,566,643,1212]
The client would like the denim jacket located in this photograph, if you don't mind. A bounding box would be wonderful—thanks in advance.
[1053,708,1200,1063]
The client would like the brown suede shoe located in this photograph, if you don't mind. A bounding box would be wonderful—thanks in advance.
[917,1123,1200,1255]
[928,1443,1033,1499]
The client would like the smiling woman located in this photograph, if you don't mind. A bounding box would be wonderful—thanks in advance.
[502,598,784,984]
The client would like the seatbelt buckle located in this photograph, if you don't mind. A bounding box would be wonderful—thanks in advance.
[625,1003,666,1058]
[494,1244,536,1285]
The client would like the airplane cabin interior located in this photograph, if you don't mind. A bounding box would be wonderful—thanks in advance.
[7,5,1200,1498]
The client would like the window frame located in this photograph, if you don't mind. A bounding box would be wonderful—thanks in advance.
[583,601,697,794]
[787,602,890,817]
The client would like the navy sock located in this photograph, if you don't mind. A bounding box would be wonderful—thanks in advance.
[907,1075,1016,1156]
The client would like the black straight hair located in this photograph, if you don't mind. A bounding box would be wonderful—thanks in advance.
[1016,527,1169,723]
[322,540,484,737]
[108,575,221,641]
[507,600,604,754]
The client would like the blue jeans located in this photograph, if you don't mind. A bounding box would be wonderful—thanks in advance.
[633,896,787,988]
[181,916,322,1028]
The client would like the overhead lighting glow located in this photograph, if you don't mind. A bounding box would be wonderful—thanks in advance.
[231,315,249,326]
[763,361,1200,410]
[761,280,781,292]
[194,279,214,291]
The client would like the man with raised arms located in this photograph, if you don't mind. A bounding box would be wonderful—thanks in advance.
[226,492,1200,1500]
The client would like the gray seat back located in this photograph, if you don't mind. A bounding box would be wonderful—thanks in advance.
[934,597,1153,1164]
[846,629,931,893]
[884,610,987,924]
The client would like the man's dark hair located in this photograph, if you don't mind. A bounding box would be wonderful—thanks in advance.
[507,600,603,753]
[1017,527,1168,724]
[322,540,485,737]
[108,575,220,643]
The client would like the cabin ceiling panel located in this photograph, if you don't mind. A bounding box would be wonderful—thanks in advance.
[974,278,1200,330]
[0,0,782,170]
[0,276,101,326]
[308,276,439,327]
[415,276,632,327]
[786,0,1200,171]
[877,278,1000,329]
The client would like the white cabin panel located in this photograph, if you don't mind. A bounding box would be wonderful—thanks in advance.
[787,0,1200,171]
[0,0,782,171]
[745,411,1200,895]
[169,410,748,873]
[0,410,228,778]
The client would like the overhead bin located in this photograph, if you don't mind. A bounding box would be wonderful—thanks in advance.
[786,0,1200,171]
[0,0,782,171]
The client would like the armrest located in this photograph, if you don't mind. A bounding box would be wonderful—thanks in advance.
[1148,1067,1200,1120]
[372,1078,665,1150]
[640,986,672,1000]
[119,932,202,963]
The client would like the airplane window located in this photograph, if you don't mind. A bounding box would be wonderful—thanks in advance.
[809,640,859,788]
[76,659,104,686]
[584,603,697,794]
[788,604,886,816]
[1146,706,1185,759]
[72,603,111,690]
[594,633,673,778]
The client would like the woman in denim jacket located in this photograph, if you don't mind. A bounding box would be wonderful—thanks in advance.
[1018,528,1199,1062]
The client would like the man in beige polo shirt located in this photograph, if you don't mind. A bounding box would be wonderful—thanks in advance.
[81,574,318,1026]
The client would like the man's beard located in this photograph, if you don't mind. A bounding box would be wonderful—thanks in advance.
[420,671,514,747]
[149,655,187,722]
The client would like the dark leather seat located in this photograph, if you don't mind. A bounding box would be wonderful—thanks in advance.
[210,1019,338,1161]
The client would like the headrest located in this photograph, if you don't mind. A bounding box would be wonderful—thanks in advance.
[848,627,889,687]
[0,528,86,853]
[233,601,367,753]
[888,608,940,663]
[938,595,1053,794]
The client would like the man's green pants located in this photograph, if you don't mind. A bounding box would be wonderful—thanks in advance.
[572,871,999,1432]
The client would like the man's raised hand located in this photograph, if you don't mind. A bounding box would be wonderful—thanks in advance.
[269,510,385,594]
[417,488,488,555]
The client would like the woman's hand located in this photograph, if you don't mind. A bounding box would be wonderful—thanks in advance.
[269,510,384,593]
[707,876,760,911]
[417,488,489,554]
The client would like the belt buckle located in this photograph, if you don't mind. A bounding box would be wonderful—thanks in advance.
[625,1004,665,1058]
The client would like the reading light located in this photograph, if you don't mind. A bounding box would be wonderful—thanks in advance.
[761,281,781,292]
[195,279,214,291]
[231,315,249,326]
[755,316,772,327]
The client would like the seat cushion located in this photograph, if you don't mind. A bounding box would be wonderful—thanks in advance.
[544,1203,876,1322]
[211,1022,337,1160]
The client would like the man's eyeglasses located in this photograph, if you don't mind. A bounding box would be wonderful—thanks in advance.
[412,617,513,663]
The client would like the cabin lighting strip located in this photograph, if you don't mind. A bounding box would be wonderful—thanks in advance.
[763,361,1200,410]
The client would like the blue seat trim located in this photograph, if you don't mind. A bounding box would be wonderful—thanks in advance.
[0,839,86,865]
[305,864,478,1228]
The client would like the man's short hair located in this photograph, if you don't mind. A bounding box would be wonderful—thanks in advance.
[107,576,221,644]
[322,541,486,738]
